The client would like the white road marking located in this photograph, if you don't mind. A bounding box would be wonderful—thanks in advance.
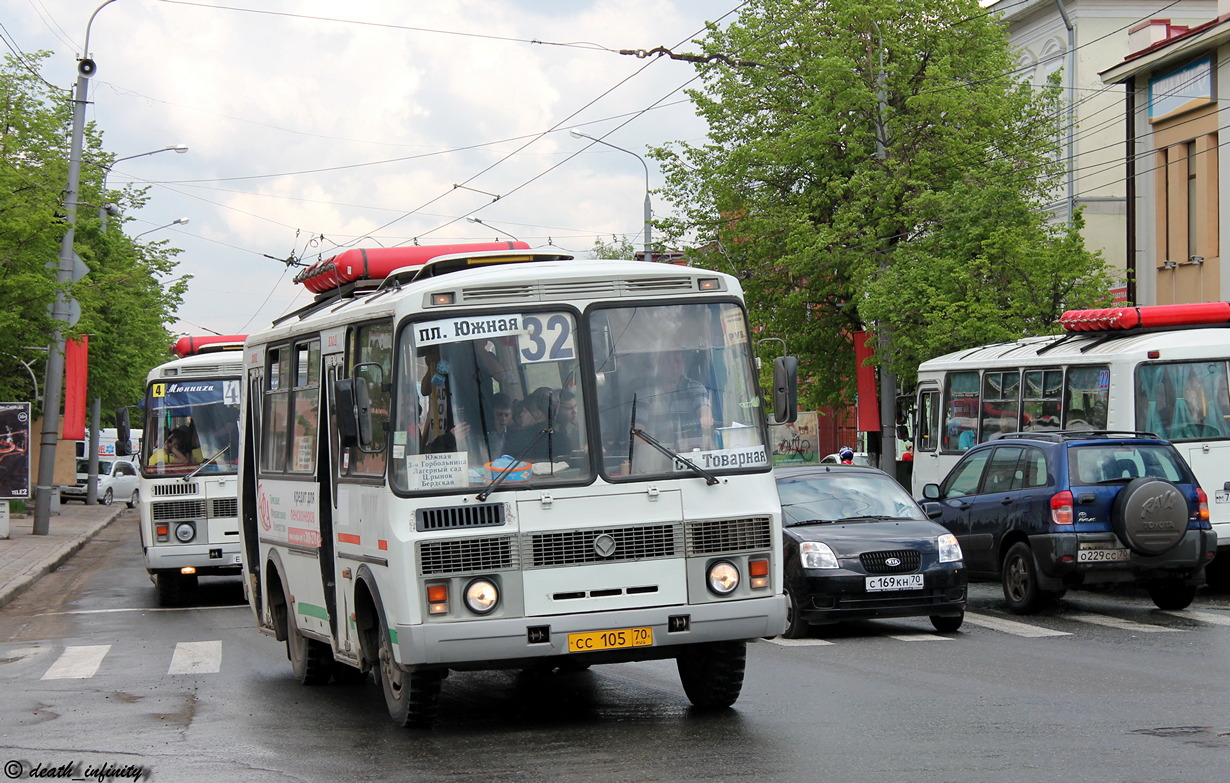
[762,637,835,646]
[1160,609,1230,626]
[168,641,222,675]
[963,612,1072,637]
[46,606,246,616]
[41,645,110,680]
[1065,612,1182,633]
[886,633,951,641]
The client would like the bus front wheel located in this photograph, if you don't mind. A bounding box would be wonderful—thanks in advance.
[374,608,442,728]
[676,640,746,709]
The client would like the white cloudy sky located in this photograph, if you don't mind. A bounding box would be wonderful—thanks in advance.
[6,0,736,337]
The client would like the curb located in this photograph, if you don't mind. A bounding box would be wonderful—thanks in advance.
[0,507,126,609]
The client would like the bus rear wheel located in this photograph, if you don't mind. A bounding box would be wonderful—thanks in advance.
[287,615,333,685]
[375,609,441,728]
[676,640,746,709]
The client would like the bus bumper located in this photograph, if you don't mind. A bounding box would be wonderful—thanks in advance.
[395,593,787,668]
[144,543,243,574]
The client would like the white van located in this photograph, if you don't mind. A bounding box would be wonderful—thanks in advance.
[61,455,140,507]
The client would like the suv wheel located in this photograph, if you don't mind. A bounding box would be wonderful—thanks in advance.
[1001,542,1062,615]
[1112,477,1188,556]
[1147,580,1197,610]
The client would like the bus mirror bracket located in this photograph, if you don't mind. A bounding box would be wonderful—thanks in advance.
[114,406,132,456]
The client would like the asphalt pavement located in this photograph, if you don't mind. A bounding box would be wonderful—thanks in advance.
[0,498,125,608]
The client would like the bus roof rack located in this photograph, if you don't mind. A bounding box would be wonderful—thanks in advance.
[991,430,1162,442]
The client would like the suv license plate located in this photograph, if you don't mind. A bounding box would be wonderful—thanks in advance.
[1078,547,1130,562]
[567,627,653,653]
[866,574,924,592]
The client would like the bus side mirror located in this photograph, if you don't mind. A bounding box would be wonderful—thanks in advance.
[770,356,798,425]
[335,378,373,449]
[114,407,132,456]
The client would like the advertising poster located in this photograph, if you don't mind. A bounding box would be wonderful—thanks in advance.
[0,402,32,500]
[771,411,819,465]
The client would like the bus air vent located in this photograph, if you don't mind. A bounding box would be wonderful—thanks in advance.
[153,482,198,497]
[459,285,534,303]
[623,277,695,293]
[685,516,772,556]
[416,503,505,531]
[417,535,517,576]
[152,499,207,521]
[211,498,239,518]
[541,280,619,298]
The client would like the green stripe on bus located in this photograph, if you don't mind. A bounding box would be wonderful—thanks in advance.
[389,627,398,645]
[296,602,329,621]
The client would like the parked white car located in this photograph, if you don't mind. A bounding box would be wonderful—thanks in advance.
[62,456,140,507]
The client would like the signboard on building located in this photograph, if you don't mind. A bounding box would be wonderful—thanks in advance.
[1149,56,1213,122]
[0,402,31,500]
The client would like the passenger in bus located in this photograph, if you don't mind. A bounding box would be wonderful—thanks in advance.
[556,389,581,451]
[487,393,514,457]
[505,387,573,461]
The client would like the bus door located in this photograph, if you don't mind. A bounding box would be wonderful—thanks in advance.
[913,383,941,495]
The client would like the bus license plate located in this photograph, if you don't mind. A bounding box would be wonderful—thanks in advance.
[567,627,653,653]
[1216,490,1230,504]
[866,574,924,592]
[231,554,243,564]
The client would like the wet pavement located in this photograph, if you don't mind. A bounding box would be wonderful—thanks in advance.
[0,498,124,608]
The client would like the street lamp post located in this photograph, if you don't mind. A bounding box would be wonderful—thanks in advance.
[33,0,119,536]
[569,129,653,262]
[465,216,520,242]
[99,144,188,229]
[134,217,189,240]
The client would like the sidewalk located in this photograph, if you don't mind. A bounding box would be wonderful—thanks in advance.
[0,500,126,608]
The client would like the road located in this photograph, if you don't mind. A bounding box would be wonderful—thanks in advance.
[1,513,1226,782]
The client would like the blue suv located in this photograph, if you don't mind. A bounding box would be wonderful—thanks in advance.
[921,431,1216,613]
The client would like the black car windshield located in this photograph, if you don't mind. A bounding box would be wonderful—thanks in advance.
[1068,443,1190,485]
[778,472,927,525]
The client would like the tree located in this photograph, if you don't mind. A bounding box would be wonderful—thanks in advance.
[0,52,186,422]
[651,0,1113,409]
[589,236,637,260]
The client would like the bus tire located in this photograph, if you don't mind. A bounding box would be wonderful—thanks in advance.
[155,571,195,607]
[676,640,746,709]
[287,614,332,686]
[375,608,441,728]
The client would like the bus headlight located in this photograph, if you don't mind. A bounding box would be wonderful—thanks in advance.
[464,579,499,614]
[706,561,740,595]
[174,523,195,543]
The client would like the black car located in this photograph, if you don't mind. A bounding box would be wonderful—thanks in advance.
[921,431,1217,614]
[777,465,967,637]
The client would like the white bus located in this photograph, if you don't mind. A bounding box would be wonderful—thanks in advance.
[133,336,246,605]
[238,245,796,727]
[911,302,1229,588]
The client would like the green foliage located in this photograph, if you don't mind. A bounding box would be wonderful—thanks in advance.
[0,53,185,421]
[651,0,1113,408]
[588,236,638,260]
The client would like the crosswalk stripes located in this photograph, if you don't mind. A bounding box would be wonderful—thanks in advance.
[168,641,223,674]
[41,644,109,680]
[962,612,1072,638]
[1161,609,1230,626]
[885,633,950,642]
[1063,612,1183,633]
[762,637,834,647]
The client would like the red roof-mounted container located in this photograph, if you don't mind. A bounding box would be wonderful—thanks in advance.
[171,335,248,358]
[1058,302,1230,332]
[294,242,530,294]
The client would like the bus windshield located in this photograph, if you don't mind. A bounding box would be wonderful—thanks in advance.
[388,301,769,494]
[142,378,242,476]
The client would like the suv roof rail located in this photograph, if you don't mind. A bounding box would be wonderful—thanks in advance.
[991,430,1162,442]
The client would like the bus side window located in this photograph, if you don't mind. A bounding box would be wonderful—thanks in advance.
[917,389,939,453]
[943,371,979,451]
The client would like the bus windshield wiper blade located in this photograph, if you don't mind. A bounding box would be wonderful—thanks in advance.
[630,426,719,485]
[183,446,228,482]
[476,428,549,502]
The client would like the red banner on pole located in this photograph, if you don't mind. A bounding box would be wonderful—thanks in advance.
[853,330,880,432]
[62,335,89,440]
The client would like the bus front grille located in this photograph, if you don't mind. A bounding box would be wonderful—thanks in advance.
[418,535,517,576]
[152,500,207,521]
[211,498,238,518]
[685,517,773,556]
[525,524,681,569]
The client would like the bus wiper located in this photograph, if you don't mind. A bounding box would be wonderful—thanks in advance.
[183,446,229,482]
[630,426,719,486]
[476,428,549,502]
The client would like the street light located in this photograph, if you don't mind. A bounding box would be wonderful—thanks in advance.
[99,144,189,228]
[34,0,120,536]
[465,216,520,242]
[134,217,189,240]
[569,128,653,262]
